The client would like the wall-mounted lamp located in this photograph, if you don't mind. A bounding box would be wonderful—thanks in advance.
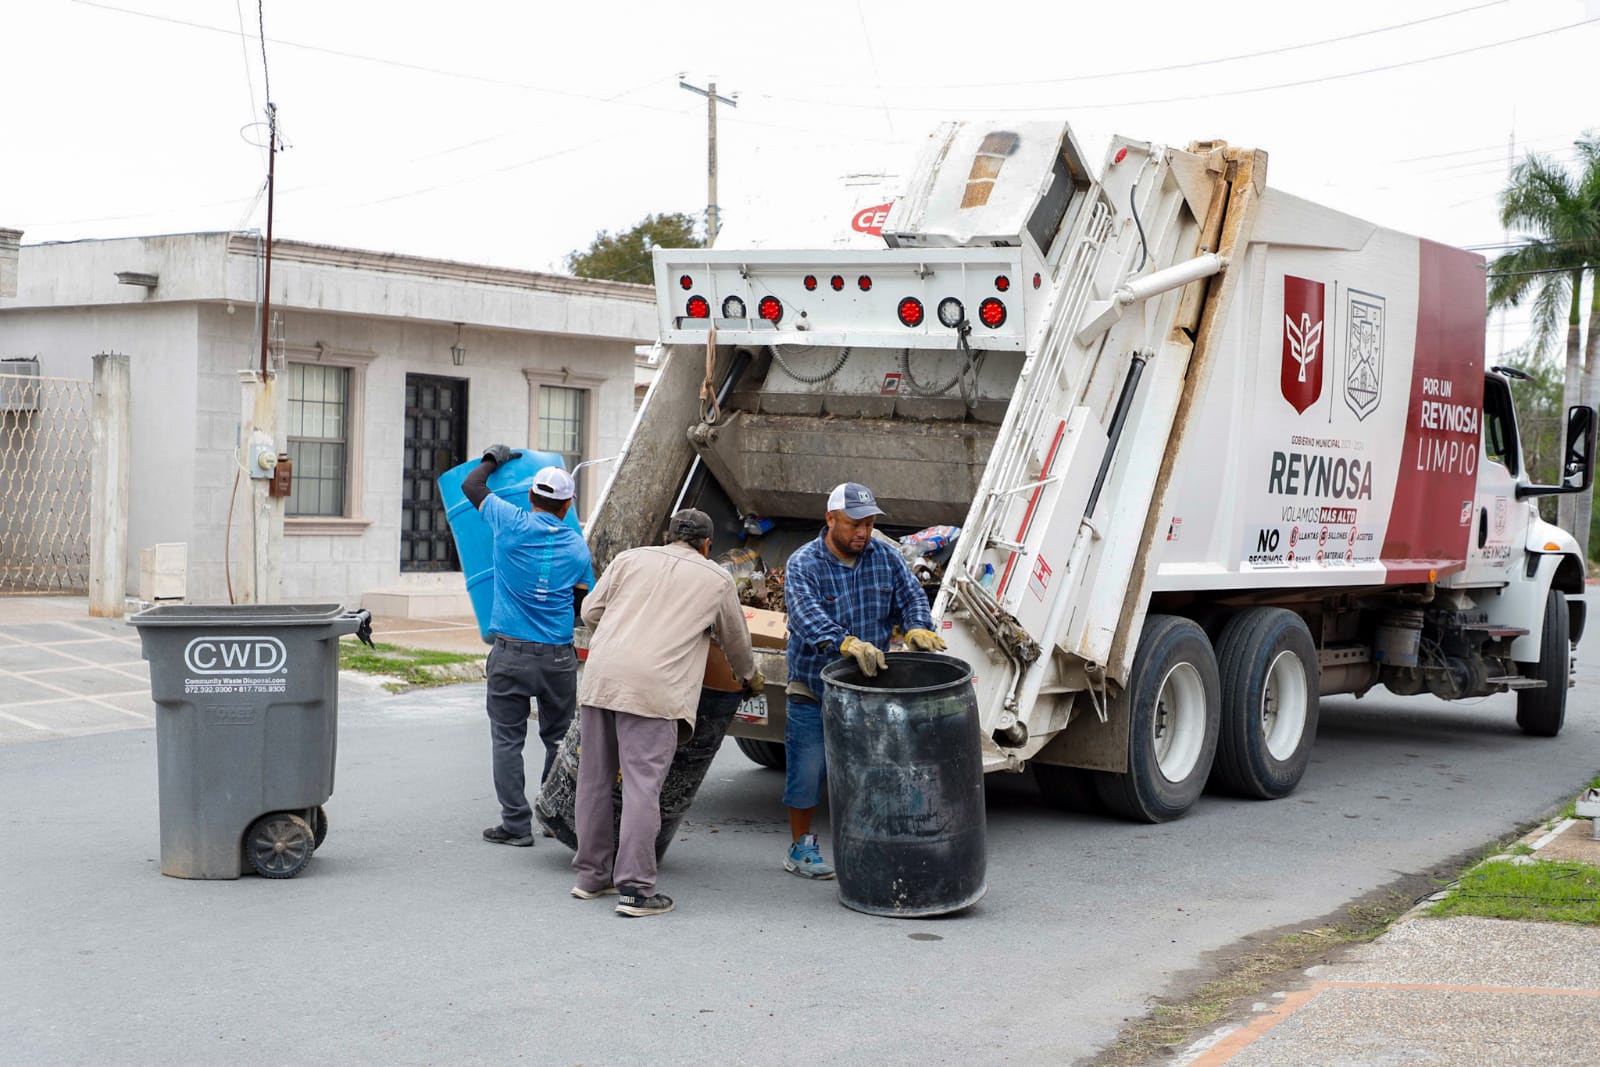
[450,323,466,367]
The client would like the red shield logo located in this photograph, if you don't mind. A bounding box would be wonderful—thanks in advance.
[1281,276,1326,414]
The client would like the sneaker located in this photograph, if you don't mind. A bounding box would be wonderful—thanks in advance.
[784,834,837,880]
[482,825,535,847]
[570,884,619,899]
[615,889,675,917]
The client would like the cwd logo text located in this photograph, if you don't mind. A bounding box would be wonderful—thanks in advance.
[184,635,288,675]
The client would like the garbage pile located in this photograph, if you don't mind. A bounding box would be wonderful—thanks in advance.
[718,549,785,612]
[715,524,959,611]
[898,524,960,586]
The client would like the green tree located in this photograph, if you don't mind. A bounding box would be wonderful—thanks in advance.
[1488,134,1600,557]
[565,212,703,284]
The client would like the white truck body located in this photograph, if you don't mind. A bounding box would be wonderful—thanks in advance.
[583,119,1593,820]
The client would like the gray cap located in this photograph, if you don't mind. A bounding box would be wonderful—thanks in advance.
[827,482,885,520]
[668,508,714,541]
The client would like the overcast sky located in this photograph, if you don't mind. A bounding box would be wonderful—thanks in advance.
[4,0,1596,355]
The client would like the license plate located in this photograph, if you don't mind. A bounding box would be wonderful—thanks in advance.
[734,693,768,725]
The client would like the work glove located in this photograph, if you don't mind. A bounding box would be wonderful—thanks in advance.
[742,668,766,694]
[839,635,887,677]
[481,444,520,467]
[904,628,946,652]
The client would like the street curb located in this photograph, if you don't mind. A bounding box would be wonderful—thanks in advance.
[1168,816,1592,1066]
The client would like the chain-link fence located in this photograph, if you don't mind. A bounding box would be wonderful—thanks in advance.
[0,368,94,593]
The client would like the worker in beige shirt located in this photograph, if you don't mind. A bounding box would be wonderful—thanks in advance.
[571,508,761,917]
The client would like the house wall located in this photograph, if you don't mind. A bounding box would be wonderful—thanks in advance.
[0,303,200,594]
[251,310,637,604]
[1,233,654,608]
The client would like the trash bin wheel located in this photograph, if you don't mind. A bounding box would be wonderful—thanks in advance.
[311,806,329,850]
[246,812,315,879]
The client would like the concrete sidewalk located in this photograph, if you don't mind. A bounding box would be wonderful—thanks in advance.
[0,595,485,745]
[1175,819,1600,1067]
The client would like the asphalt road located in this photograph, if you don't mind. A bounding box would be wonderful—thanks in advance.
[3,640,1599,1066]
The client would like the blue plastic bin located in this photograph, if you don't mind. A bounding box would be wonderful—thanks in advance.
[438,450,594,643]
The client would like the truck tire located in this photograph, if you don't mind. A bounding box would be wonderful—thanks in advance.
[1516,588,1570,738]
[1094,615,1220,823]
[735,737,787,770]
[1210,607,1319,799]
[1032,763,1103,814]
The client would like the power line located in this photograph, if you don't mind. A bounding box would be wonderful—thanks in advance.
[1488,266,1597,279]
[847,0,1510,90]
[759,15,1600,114]
[231,0,260,158]
[71,0,688,117]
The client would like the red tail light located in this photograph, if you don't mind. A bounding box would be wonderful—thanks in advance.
[858,275,873,291]
[830,275,845,291]
[1033,272,1042,289]
[977,298,1006,328]
[679,274,693,290]
[804,275,818,291]
[757,296,783,324]
[897,297,925,328]
[686,295,710,319]
[994,275,1010,292]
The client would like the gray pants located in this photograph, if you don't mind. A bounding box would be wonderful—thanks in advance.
[572,705,678,896]
[486,637,576,836]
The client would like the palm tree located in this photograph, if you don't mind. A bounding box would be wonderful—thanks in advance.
[1489,134,1600,556]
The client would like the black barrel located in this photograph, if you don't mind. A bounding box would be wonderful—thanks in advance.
[821,651,986,917]
[534,688,741,861]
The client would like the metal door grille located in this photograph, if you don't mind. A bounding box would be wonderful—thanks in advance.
[400,373,466,572]
[0,370,93,593]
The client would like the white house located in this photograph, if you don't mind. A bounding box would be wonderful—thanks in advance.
[0,230,656,614]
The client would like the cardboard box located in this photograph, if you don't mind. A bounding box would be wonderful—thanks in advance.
[743,607,788,650]
[702,643,741,692]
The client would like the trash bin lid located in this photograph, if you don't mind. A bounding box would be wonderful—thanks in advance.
[128,603,352,628]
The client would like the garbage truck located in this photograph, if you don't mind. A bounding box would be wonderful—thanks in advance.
[579,119,1595,822]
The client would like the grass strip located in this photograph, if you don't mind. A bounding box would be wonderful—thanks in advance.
[338,639,485,690]
[1427,858,1600,925]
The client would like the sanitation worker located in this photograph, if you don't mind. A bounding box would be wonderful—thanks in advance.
[780,482,946,879]
[572,508,761,917]
[464,446,592,848]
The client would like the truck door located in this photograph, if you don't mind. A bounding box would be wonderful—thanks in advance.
[1458,375,1529,585]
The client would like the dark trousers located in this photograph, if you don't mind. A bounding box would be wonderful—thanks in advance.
[572,705,679,896]
[485,637,576,835]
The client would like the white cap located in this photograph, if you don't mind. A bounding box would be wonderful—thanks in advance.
[532,466,575,501]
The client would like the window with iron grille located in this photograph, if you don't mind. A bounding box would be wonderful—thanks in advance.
[538,385,586,473]
[286,363,348,517]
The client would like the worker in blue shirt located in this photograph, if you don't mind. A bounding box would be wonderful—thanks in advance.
[781,482,946,878]
[464,445,594,847]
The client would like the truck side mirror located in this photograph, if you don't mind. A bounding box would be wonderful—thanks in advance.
[1563,404,1595,492]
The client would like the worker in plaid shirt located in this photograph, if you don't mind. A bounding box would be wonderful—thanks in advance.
[780,481,946,880]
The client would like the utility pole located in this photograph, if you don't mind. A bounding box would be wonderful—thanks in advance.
[679,78,737,245]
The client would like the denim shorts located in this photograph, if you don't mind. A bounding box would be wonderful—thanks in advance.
[782,697,827,809]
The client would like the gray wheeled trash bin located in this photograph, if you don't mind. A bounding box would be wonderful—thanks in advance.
[129,604,372,880]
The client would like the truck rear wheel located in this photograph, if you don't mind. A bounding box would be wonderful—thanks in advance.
[734,738,787,770]
[1516,588,1570,737]
[1094,615,1220,822]
[1210,607,1319,799]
